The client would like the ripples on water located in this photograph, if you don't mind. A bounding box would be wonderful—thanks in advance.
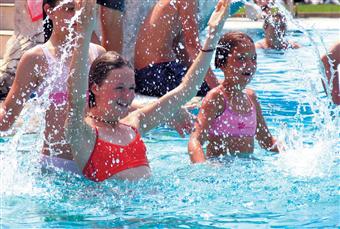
[0,26,339,227]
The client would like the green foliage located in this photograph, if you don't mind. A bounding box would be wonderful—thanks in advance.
[296,4,340,13]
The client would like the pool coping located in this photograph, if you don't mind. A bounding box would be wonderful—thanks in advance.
[224,17,340,31]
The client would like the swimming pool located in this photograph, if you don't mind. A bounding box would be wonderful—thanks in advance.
[1,20,339,227]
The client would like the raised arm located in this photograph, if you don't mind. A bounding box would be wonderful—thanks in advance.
[0,50,41,131]
[177,0,219,89]
[65,0,97,169]
[128,0,231,134]
[321,42,340,105]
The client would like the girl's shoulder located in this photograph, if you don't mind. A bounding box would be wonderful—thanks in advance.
[90,43,106,56]
[18,45,46,68]
[201,86,226,113]
[22,44,45,59]
[245,88,256,97]
[245,88,257,102]
[203,86,225,102]
[245,88,261,109]
[255,39,265,49]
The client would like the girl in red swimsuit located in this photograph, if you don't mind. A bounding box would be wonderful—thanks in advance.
[66,0,232,181]
[188,32,279,163]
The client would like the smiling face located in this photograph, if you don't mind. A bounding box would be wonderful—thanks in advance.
[90,67,136,121]
[220,41,257,90]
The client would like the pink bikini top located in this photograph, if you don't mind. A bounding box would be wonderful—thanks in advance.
[36,44,98,105]
[209,91,257,138]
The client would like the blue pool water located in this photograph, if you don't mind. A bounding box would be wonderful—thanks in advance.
[1,25,339,227]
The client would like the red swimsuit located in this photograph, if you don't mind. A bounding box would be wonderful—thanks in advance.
[83,126,149,182]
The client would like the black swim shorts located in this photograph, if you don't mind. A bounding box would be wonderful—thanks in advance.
[97,0,125,12]
[135,61,210,97]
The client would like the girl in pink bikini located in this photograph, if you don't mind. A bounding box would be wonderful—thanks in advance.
[66,0,231,181]
[0,0,105,172]
[188,31,279,163]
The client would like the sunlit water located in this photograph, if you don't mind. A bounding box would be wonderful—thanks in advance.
[1,24,339,227]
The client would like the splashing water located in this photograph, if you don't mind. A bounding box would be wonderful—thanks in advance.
[1,0,82,194]
[1,2,339,227]
[267,2,339,179]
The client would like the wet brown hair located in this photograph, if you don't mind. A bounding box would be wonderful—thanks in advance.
[88,51,133,108]
[43,0,58,42]
[215,32,254,68]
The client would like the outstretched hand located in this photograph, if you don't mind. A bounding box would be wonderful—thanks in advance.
[207,0,231,37]
[167,107,196,138]
[75,0,97,34]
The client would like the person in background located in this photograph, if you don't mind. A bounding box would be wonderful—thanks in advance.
[0,0,45,100]
[188,32,279,163]
[321,41,340,105]
[0,0,124,102]
[253,0,294,17]
[255,12,300,50]
[0,0,105,173]
[134,0,220,97]
[97,0,124,53]
[254,0,274,15]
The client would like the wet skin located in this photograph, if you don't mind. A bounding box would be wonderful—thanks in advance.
[0,0,105,159]
[209,43,258,155]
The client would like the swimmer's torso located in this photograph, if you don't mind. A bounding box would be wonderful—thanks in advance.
[207,88,257,156]
[32,44,98,160]
[82,121,151,181]
[207,136,255,157]
[134,0,186,70]
[31,47,72,159]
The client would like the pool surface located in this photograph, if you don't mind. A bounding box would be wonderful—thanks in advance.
[0,18,339,228]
